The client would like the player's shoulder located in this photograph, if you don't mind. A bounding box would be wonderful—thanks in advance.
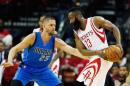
[24,33,36,43]
[27,33,36,45]
[93,16,105,21]
[20,33,36,46]
[87,16,105,22]
[92,16,106,25]
[27,33,36,38]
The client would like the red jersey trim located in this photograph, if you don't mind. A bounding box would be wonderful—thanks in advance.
[90,18,106,43]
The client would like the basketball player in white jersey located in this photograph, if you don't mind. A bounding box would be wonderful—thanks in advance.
[68,7,123,86]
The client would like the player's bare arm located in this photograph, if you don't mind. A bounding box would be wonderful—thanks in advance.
[93,16,121,44]
[74,32,104,56]
[55,38,87,59]
[3,33,36,67]
[74,32,85,50]
[48,50,59,68]
[93,16,123,55]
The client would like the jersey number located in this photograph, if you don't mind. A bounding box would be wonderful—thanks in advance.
[84,39,92,48]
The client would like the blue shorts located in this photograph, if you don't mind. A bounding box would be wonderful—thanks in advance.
[13,67,61,86]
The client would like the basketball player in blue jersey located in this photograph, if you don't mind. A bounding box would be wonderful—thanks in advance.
[3,16,103,86]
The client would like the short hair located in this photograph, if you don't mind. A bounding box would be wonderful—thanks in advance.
[39,16,45,28]
[67,7,83,17]
[39,15,55,31]
[42,15,55,24]
[68,7,81,13]
[120,64,129,71]
[39,15,55,23]
[39,16,45,24]
[68,7,83,15]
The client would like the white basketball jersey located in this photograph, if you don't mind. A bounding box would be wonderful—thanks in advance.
[76,17,113,86]
[76,17,108,50]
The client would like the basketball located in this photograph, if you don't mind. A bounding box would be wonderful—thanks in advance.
[104,45,122,62]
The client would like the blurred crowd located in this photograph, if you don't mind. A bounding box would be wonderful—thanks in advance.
[0,0,130,86]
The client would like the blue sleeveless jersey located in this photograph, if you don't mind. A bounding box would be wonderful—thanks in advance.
[22,32,55,71]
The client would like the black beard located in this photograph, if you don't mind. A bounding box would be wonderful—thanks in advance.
[72,19,81,31]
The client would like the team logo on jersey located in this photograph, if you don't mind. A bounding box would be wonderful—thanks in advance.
[80,30,93,40]
[34,48,53,61]
[77,57,101,86]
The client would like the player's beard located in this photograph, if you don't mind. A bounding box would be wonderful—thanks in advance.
[72,18,81,31]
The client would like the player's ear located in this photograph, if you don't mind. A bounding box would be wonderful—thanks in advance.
[40,27,43,32]
[42,24,45,30]
[76,13,81,20]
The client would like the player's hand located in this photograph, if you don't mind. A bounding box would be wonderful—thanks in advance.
[98,50,107,59]
[116,44,123,57]
[2,62,14,68]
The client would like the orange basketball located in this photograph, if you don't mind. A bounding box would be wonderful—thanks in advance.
[104,45,122,62]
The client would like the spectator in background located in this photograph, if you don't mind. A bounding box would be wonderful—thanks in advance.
[122,71,130,86]
[120,48,130,70]
[2,59,20,86]
[110,63,120,86]
[0,40,6,64]
[125,72,130,85]
[105,74,115,86]
[62,67,76,86]
[119,65,129,85]
[0,19,13,50]
[0,40,20,86]
[60,52,87,86]
[111,63,120,80]
[0,40,6,86]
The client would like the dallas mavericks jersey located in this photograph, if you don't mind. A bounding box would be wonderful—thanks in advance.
[22,32,55,71]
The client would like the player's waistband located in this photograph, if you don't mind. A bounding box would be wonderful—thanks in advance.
[19,62,49,73]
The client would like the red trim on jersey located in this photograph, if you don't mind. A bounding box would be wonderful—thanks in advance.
[91,20,104,34]
[90,18,106,43]
[77,58,101,86]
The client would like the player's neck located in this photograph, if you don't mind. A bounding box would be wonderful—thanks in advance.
[41,31,51,41]
[80,19,86,30]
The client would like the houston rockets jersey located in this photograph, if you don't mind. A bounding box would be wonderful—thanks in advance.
[75,17,108,50]
[76,17,113,86]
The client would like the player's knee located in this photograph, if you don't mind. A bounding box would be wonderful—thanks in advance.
[10,80,22,86]
[56,83,64,86]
